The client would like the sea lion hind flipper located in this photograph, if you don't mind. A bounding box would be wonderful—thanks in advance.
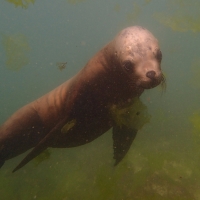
[112,125,138,165]
[0,159,5,168]
[12,141,48,173]
[12,118,68,173]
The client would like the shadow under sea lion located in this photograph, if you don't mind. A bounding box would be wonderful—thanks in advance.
[0,26,165,172]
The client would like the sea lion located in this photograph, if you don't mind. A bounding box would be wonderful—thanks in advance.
[0,26,165,172]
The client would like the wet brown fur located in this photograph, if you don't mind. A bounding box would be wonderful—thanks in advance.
[0,26,164,172]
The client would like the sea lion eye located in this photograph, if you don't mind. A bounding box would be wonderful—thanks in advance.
[123,60,133,73]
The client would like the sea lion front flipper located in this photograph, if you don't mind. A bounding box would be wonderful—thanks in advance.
[112,125,138,165]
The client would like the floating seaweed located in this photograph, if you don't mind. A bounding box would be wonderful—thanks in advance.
[190,111,200,136]
[154,13,200,33]
[126,2,141,23]
[189,111,200,152]
[61,119,76,134]
[110,97,151,130]
[154,0,200,32]
[56,62,67,71]
[189,58,200,88]
[6,0,35,9]
[67,0,87,5]
[2,33,30,71]
[33,149,51,167]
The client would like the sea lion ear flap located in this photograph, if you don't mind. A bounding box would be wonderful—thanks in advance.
[112,125,137,165]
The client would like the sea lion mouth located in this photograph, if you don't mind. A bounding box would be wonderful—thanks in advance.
[137,73,166,90]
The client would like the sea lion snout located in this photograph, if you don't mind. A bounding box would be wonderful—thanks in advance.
[146,70,156,79]
[146,70,163,88]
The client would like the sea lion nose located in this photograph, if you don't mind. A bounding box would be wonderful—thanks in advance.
[146,70,156,79]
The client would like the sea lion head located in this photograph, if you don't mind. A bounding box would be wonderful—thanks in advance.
[108,26,165,90]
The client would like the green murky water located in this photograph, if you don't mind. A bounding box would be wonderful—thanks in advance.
[1,0,200,199]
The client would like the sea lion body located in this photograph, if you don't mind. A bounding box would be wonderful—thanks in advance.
[0,26,164,172]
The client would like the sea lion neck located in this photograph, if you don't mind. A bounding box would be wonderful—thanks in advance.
[70,49,143,106]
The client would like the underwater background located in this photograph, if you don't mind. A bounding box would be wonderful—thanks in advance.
[1,0,200,199]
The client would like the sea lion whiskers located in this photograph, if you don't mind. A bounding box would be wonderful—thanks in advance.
[160,73,166,92]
